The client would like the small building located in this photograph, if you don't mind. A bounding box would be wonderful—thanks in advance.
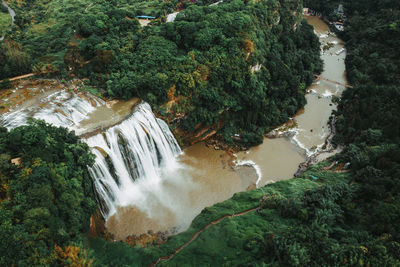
[137,15,156,27]
[137,15,156,20]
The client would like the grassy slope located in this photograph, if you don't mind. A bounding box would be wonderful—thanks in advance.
[0,11,11,36]
[156,163,348,266]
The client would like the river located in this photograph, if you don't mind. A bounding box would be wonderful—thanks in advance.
[236,16,347,186]
[0,17,347,240]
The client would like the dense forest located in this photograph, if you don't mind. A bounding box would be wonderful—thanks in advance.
[0,120,96,265]
[1,0,322,146]
[0,0,399,265]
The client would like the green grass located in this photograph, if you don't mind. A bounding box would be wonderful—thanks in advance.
[80,86,102,98]
[0,11,11,37]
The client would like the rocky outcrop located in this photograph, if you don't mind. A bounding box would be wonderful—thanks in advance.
[125,230,168,247]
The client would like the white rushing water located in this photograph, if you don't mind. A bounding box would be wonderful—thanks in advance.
[166,12,179,22]
[86,103,182,218]
[235,159,262,186]
[0,90,104,133]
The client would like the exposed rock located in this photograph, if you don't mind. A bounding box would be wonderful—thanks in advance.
[89,210,107,238]
[125,231,168,248]
[106,99,119,108]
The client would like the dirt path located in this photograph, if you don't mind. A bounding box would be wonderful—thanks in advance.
[150,205,260,266]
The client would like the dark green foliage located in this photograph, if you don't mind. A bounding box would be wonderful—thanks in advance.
[97,0,322,146]
[0,4,8,14]
[0,79,11,90]
[333,9,400,145]
[2,0,400,266]
[0,120,96,265]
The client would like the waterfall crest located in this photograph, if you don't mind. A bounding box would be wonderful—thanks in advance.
[166,12,179,22]
[0,90,103,132]
[85,103,182,218]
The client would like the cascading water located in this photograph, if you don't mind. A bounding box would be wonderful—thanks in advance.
[85,103,182,219]
[166,12,179,22]
[0,89,103,132]
[0,88,186,223]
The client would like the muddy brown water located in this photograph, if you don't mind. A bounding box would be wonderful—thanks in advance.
[106,142,258,239]
[106,16,348,239]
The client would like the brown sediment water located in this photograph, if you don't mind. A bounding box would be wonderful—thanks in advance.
[79,98,140,134]
[105,142,257,240]
[237,138,306,186]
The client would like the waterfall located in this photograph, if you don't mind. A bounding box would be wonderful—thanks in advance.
[166,12,179,22]
[1,90,183,220]
[85,103,182,218]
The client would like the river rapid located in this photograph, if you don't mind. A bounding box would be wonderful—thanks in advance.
[0,17,347,240]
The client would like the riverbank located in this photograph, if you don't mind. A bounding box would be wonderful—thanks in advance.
[148,163,350,266]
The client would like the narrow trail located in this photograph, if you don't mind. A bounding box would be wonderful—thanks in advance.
[150,205,260,266]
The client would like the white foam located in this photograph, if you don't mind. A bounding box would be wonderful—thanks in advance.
[209,0,223,6]
[166,12,179,22]
[0,89,104,133]
[235,159,262,187]
[322,90,334,97]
